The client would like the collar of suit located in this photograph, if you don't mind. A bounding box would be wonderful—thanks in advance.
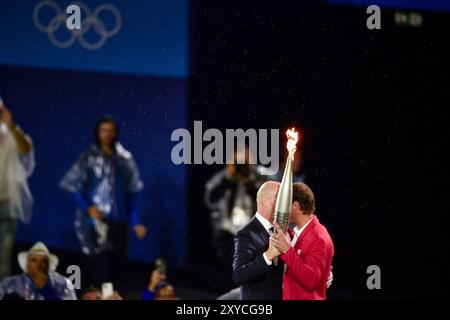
[255,212,274,234]
[288,216,318,241]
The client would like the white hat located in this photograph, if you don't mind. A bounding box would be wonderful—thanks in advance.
[18,242,59,273]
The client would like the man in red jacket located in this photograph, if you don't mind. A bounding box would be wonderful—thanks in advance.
[270,182,334,300]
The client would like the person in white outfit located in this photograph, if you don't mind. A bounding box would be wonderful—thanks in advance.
[0,98,35,281]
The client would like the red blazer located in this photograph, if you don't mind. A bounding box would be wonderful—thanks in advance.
[280,217,334,300]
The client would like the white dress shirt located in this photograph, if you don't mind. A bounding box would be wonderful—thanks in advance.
[255,212,274,265]
[290,216,315,247]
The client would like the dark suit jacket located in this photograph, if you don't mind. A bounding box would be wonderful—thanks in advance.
[232,215,284,300]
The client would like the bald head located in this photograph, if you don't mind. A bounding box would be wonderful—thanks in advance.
[256,181,280,220]
[257,181,280,203]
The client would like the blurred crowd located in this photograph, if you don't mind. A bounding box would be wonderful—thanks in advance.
[0,100,176,300]
[0,241,176,300]
[1,99,305,300]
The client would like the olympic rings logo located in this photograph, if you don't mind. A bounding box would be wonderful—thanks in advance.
[33,1,122,50]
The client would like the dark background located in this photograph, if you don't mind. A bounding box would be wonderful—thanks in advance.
[187,0,449,299]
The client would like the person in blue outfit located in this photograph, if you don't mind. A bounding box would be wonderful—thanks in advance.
[0,242,76,300]
[60,116,147,288]
[142,269,177,300]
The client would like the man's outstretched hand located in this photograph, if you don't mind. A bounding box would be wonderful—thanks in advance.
[148,270,166,292]
[265,242,281,260]
[327,267,334,289]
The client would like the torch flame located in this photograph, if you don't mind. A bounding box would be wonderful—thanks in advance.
[286,127,299,161]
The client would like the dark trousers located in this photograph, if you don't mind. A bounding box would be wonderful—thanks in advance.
[89,221,129,290]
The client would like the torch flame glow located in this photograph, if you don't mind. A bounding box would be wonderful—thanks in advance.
[286,127,299,161]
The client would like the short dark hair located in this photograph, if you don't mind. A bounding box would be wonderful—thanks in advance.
[292,182,315,214]
[94,115,119,146]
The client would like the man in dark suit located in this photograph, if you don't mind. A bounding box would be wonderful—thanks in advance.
[233,181,334,300]
[232,181,284,300]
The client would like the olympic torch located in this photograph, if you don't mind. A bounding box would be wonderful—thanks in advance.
[273,127,299,265]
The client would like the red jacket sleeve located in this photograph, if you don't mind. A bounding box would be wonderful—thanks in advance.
[280,237,327,291]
